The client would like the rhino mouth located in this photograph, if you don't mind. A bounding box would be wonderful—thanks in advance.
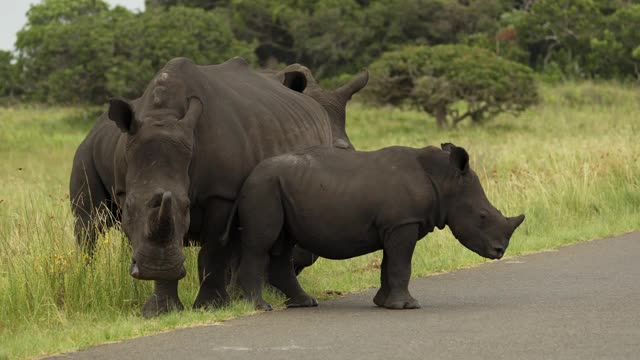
[486,246,506,260]
[130,258,187,280]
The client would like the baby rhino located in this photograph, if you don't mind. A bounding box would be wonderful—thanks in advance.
[227,143,525,310]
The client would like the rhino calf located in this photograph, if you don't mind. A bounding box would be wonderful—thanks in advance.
[229,143,525,310]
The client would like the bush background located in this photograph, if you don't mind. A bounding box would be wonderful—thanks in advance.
[3,0,640,104]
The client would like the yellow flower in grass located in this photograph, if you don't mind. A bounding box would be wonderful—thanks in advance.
[103,232,111,245]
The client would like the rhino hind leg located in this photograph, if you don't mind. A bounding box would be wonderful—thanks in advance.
[268,241,318,308]
[292,246,319,275]
[379,223,421,310]
[237,182,287,311]
[142,280,184,318]
[238,241,276,311]
[69,159,114,258]
[373,255,389,307]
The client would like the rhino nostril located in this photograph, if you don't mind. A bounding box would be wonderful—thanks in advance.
[130,259,141,279]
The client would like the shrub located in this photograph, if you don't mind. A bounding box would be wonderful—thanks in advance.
[367,44,539,128]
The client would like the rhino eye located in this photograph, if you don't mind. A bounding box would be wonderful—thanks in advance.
[148,193,163,208]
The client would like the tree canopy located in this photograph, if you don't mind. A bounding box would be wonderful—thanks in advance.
[13,0,253,103]
[2,0,640,105]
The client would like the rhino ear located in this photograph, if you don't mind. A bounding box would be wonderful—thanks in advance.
[108,97,136,134]
[283,71,308,93]
[276,64,314,93]
[449,146,469,174]
[441,142,456,153]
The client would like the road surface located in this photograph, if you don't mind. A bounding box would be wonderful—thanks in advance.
[51,232,640,360]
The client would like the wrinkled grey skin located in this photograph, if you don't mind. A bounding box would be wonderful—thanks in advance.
[228,143,526,310]
[260,64,359,275]
[69,57,368,317]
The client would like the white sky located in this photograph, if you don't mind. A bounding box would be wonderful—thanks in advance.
[0,0,145,52]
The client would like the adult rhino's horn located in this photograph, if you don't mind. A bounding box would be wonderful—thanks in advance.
[335,69,369,101]
[180,96,203,131]
[150,192,174,242]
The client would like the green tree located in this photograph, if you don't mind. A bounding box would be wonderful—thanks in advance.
[15,0,114,103]
[145,0,229,9]
[148,0,510,80]
[367,45,539,128]
[588,4,640,79]
[515,0,603,76]
[0,51,18,98]
[107,6,255,98]
[227,0,310,68]
[15,0,254,103]
[289,0,376,77]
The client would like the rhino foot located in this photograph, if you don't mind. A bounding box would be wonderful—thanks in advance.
[142,294,184,318]
[193,291,230,310]
[286,295,318,308]
[383,295,421,310]
[373,288,389,307]
[255,300,273,311]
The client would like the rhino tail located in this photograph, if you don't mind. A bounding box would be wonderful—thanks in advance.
[219,198,240,247]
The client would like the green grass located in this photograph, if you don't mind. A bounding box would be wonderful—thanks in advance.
[1,82,639,359]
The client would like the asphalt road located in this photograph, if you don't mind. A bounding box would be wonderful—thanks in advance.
[51,232,640,360]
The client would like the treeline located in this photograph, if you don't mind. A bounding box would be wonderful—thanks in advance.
[2,0,640,104]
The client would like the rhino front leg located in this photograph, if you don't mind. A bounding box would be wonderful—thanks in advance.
[269,243,318,308]
[193,199,235,309]
[142,280,184,318]
[380,223,421,310]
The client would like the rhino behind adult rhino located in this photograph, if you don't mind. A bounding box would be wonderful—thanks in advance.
[230,143,526,310]
[69,57,368,317]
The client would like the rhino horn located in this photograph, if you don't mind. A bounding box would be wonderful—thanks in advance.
[150,191,174,241]
[335,69,369,101]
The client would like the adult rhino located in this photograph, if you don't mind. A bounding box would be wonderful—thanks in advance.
[69,57,368,317]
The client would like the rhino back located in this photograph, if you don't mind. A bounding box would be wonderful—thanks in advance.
[71,112,124,199]
[257,146,433,259]
[158,58,334,202]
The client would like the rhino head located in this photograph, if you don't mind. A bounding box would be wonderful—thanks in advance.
[435,143,525,260]
[274,64,368,150]
[109,77,202,281]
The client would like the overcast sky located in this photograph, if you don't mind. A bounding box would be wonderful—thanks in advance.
[0,0,145,52]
